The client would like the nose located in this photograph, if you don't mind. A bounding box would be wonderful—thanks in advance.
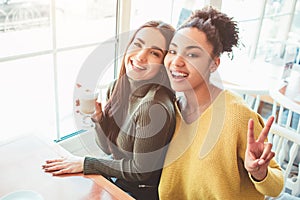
[171,55,184,68]
[135,49,148,62]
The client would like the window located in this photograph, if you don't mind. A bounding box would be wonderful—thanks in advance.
[2,0,298,143]
[0,0,51,57]
[0,55,56,142]
[129,0,206,29]
[222,0,300,64]
[0,0,117,142]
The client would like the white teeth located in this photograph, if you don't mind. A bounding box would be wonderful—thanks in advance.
[130,59,146,70]
[134,65,146,70]
[171,71,188,77]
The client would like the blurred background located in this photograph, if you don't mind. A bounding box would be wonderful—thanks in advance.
[0,0,299,142]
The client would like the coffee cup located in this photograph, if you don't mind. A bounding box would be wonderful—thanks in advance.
[79,90,98,115]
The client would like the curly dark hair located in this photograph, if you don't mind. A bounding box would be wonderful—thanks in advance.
[178,5,239,58]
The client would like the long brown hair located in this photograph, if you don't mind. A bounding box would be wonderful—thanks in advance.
[104,21,175,144]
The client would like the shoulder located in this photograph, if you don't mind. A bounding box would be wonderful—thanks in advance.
[222,90,265,133]
[106,79,117,96]
[135,85,175,117]
[147,85,175,112]
[223,90,253,115]
[211,90,253,120]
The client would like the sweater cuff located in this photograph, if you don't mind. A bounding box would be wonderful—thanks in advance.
[249,167,284,197]
[83,156,115,176]
[83,157,95,175]
[84,156,106,175]
[248,171,268,184]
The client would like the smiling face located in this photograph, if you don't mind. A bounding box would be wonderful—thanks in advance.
[164,27,219,93]
[125,27,166,81]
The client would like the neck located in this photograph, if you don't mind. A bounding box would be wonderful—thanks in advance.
[180,84,221,123]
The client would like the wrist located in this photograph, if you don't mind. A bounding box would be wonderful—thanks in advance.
[91,114,102,123]
[250,168,268,182]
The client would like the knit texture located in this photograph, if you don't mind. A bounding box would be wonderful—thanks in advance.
[159,90,283,200]
[84,81,176,187]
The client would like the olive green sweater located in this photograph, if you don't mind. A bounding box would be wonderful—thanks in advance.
[83,80,176,187]
[159,90,284,200]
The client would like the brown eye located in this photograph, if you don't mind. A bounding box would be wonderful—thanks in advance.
[187,53,199,58]
[168,50,176,54]
[133,42,142,48]
[151,51,162,58]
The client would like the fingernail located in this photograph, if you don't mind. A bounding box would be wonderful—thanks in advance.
[258,159,265,165]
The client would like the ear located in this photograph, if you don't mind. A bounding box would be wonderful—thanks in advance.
[209,57,220,73]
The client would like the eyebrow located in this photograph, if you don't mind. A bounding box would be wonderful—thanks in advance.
[136,38,145,45]
[170,42,205,52]
[136,38,164,54]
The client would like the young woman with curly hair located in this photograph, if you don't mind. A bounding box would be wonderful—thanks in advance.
[158,6,283,200]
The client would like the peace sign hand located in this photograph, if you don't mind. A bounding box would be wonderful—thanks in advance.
[244,116,275,181]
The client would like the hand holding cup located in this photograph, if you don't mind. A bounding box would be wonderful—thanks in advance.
[91,100,103,123]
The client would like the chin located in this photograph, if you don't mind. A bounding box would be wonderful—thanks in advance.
[170,84,184,92]
[171,82,194,93]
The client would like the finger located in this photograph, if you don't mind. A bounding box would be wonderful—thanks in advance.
[42,161,62,169]
[247,119,255,145]
[257,143,273,165]
[248,159,260,171]
[260,143,273,160]
[259,151,275,166]
[43,163,65,172]
[45,158,64,164]
[52,168,68,176]
[248,151,258,160]
[43,162,62,169]
[257,116,274,143]
[43,159,67,170]
[266,151,275,163]
[94,102,102,113]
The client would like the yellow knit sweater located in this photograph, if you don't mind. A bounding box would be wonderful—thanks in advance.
[159,90,283,200]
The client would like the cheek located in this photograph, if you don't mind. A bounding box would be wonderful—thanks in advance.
[148,55,164,65]
[125,49,134,58]
[164,54,171,68]
[125,47,138,59]
[189,58,210,71]
[190,62,210,81]
[149,64,161,74]
[124,52,133,67]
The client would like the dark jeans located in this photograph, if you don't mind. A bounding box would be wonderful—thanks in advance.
[106,177,159,200]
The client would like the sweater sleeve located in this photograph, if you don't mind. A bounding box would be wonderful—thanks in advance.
[249,114,284,197]
[249,159,284,197]
[239,111,284,197]
[91,81,116,155]
[84,101,175,182]
[93,117,111,155]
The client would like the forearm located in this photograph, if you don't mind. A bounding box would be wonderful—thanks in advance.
[87,156,160,181]
[84,113,174,182]
[93,120,111,155]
